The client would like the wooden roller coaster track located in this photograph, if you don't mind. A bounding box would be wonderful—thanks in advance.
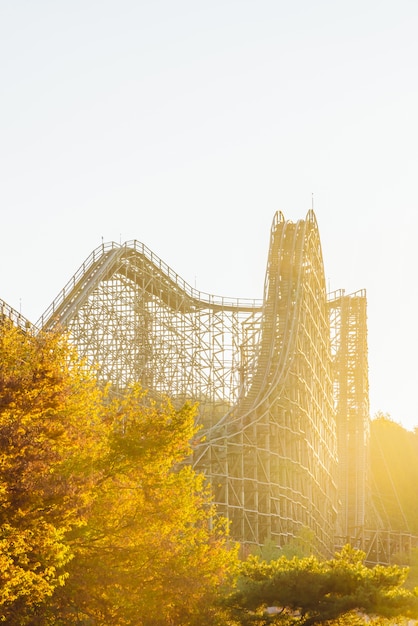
[2,210,400,561]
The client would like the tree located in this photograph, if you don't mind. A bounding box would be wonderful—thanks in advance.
[46,386,238,625]
[0,321,108,623]
[0,321,238,625]
[252,528,318,565]
[223,545,418,625]
[279,527,319,560]
[370,413,418,535]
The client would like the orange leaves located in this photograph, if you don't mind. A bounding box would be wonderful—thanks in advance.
[0,322,237,625]
[59,388,238,625]
[0,322,109,622]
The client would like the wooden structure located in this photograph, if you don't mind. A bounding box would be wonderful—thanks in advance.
[2,211,373,557]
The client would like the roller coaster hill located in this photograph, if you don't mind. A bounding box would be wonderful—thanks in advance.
[1,210,416,565]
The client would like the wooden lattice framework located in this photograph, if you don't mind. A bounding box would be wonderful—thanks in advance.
[2,211,373,557]
[328,290,369,539]
[195,211,339,554]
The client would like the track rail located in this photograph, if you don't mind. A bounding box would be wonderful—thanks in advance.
[195,211,339,553]
[37,240,261,331]
[0,298,33,332]
[1,210,372,557]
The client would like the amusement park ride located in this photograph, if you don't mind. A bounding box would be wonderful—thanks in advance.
[1,211,414,564]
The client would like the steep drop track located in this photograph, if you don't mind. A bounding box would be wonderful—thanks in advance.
[2,211,373,557]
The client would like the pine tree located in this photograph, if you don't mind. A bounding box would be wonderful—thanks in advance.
[224,545,418,625]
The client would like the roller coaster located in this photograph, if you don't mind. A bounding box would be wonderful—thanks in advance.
[0,210,413,562]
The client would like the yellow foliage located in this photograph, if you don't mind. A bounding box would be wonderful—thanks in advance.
[0,322,238,625]
[54,388,239,625]
[0,321,109,622]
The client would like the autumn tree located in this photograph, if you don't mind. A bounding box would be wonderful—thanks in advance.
[0,321,238,625]
[45,386,238,625]
[0,321,109,623]
[224,545,418,625]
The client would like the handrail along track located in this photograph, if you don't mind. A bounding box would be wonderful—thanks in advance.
[1,211,378,557]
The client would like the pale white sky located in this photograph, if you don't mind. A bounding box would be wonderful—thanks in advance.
[1,1,417,429]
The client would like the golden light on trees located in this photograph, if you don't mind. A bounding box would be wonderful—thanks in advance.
[0,321,238,625]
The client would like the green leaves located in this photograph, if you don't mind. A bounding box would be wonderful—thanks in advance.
[225,545,418,625]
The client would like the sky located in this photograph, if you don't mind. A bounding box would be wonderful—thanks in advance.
[1,1,417,430]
